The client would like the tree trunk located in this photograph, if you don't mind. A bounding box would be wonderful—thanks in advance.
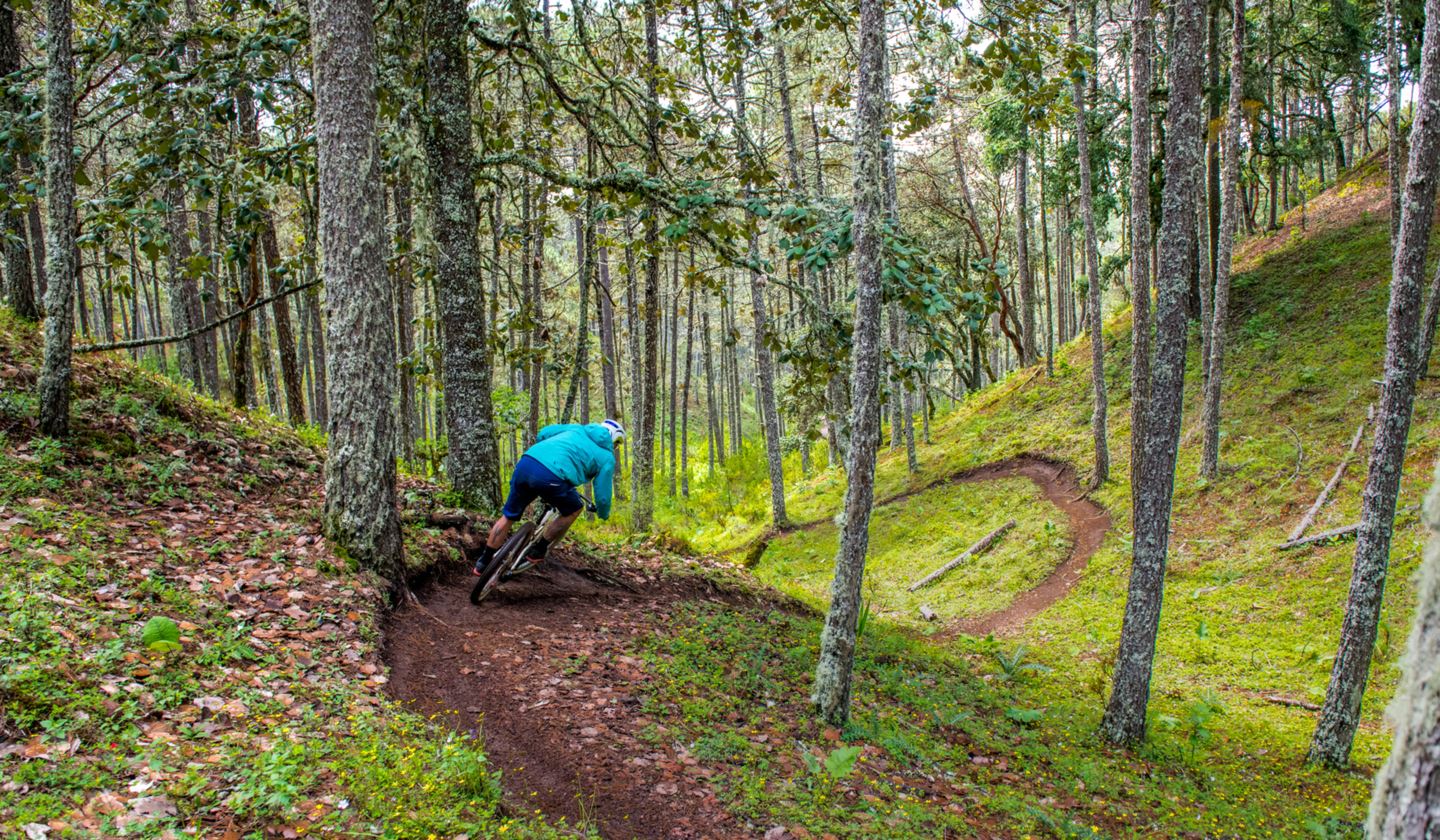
[393,175,418,460]
[1310,0,1440,768]
[1100,0,1204,746]
[255,298,281,415]
[633,0,662,531]
[37,0,75,437]
[596,232,620,420]
[1418,265,1440,378]
[421,0,503,507]
[1200,0,1244,479]
[681,280,695,497]
[1386,0,1405,246]
[163,184,203,386]
[1130,0,1153,479]
[730,41,788,525]
[0,2,37,320]
[703,309,718,477]
[562,144,594,425]
[667,252,680,494]
[813,0,885,726]
[26,184,47,303]
[259,219,306,425]
[1071,0,1110,487]
[1016,143,1037,364]
[1367,460,1440,836]
[311,0,402,574]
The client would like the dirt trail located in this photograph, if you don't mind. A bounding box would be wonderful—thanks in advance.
[932,457,1111,636]
[384,562,764,839]
[757,455,1112,635]
[383,456,1110,837]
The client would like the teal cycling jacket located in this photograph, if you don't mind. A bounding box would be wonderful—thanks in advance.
[523,423,617,519]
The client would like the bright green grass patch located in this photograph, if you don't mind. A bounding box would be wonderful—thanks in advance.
[756,477,1072,628]
[635,601,1367,839]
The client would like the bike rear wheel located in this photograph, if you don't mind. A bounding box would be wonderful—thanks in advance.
[469,522,535,605]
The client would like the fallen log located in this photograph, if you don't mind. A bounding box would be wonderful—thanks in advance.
[424,510,473,529]
[1278,522,1360,551]
[1263,694,1322,711]
[1286,405,1374,543]
[908,519,1016,592]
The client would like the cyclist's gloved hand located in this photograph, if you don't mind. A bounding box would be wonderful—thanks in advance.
[586,502,598,514]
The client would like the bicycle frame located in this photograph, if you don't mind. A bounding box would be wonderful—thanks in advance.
[499,503,563,581]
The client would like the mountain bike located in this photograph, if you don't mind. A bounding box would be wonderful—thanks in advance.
[469,495,594,606]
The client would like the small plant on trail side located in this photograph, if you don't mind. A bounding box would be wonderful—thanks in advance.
[1005,707,1044,726]
[800,744,862,788]
[855,597,874,641]
[993,645,1050,682]
[139,616,182,653]
[1158,690,1226,761]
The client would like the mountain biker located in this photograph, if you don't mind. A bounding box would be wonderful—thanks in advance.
[471,419,623,576]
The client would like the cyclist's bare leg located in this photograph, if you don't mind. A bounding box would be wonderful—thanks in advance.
[543,509,581,541]
[526,508,581,560]
[486,515,515,549]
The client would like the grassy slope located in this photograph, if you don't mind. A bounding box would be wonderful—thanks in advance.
[0,317,565,838]
[621,164,1440,836]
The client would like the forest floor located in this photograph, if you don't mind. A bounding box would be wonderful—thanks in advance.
[384,456,1107,839]
[4,156,1436,838]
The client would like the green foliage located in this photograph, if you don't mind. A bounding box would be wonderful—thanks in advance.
[139,616,182,653]
[992,645,1051,682]
[800,744,862,784]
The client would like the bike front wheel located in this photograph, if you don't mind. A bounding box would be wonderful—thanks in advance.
[469,522,536,606]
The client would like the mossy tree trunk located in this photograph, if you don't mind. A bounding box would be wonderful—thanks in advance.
[1200,0,1245,480]
[1016,141,1037,365]
[1310,0,1440,768]
[1129,0,1153,483]
[1367,460,1440,836]
[0,3,37,321]
[311,0,402,575]
[633,0,661,531]
[37,0,76,437]
[421,0,502,508]
[1070,0,1109,487]
[1101,0,1205,746]
[813,0,885,726]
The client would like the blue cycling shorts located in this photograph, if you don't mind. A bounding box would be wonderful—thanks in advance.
[502,455,585,520]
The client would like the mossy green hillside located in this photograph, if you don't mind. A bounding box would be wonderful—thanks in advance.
[634,601,1362,838]
[630,170,1439,830]
[756,477,1072,628]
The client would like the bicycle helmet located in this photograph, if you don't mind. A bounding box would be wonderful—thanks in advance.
[602,418,625,444]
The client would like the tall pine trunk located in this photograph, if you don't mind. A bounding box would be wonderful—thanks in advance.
[393,174,419,460]
[1386,0,1404,245]
[633,0,662,531]
[421,0,502,507]
[1309,0,1440,768]
[1130,0,1153,478]
[37,0,76,436]
[729,25,788,526]
[1200,0,1244,479]
[1071,0,1109,487]
[311,0,402,574]
[813,0,885,726]
[1367,460,1440,836]
[1100,0,1204,746]
[0,3,37,320]
[1016,142,1036,364]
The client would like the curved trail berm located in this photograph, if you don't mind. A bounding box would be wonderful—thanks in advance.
[931,457,1111,636]
[384,455,1110,837]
